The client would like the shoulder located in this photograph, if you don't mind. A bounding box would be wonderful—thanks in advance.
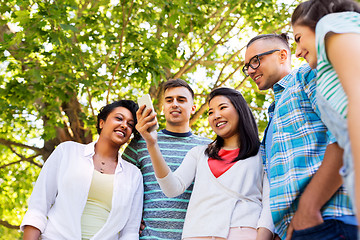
[317,12,360,31]
[122,159,142,176]
[316,12,360,42]
[188,145,208,155]
[56,141,87,151]
[292,64,317,86]
[127,136,145,147]
[189,133,212,144]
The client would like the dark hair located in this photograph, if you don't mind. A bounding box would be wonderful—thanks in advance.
[164,78,195,99]
[247,33,290,50]
[292,0,360,31]
[97,100,140,139]
[205,88,260,161]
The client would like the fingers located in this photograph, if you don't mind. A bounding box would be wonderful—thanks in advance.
[274,235,281,240]
[136,105,157,132]
[135,105,158,144]
[139,219,145,235]
[285,223,293,240]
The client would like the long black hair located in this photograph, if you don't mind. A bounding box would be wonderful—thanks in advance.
[292,0,360,31]
[205,88,260,161]
[97,100,140,140]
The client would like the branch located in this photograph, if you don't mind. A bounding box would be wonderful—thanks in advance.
[172,9,231,78]
[215,62,243,89]
[176,13,241,78]
[212,48,244,88]
[0,150,42,169]
[0,138,42,152]
[106,0,135,103]
[0,219,19,230]
[86,87,96,121]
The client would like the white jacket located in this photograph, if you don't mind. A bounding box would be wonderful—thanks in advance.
[157,145,274,239]
[21,141,143,240]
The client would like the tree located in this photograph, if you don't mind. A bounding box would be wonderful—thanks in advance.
[0,0,299,237]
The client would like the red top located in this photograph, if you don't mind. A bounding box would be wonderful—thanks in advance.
[208,148,239,178]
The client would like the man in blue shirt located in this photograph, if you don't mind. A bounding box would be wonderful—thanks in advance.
[243,34,357,239]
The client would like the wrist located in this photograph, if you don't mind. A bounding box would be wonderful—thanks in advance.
[298,195,322,214]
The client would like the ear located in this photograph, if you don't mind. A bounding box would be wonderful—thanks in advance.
[190,104,196,115]
[99,119,105,130]
[279,49,289,63]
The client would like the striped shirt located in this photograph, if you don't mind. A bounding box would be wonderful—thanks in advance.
[122,129,211,240]
[316,12,360,118]
[260,64,354,239]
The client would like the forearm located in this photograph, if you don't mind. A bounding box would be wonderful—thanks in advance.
[146,142,171,178]
[23,225,41,240]
[299,142,343,212]
[256,227,273,240]
[347,99,360,221]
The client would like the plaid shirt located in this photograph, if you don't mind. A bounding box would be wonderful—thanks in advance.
[261,64,353,239]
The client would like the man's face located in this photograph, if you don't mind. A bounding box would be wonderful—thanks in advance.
[163,87,196,127]
[244,40,283,90]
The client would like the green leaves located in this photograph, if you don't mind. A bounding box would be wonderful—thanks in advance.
[0,0,302,236]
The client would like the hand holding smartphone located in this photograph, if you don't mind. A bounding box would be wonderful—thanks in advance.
[137,94,159,132]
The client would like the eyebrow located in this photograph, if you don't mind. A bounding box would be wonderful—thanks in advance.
[209,102,229,111]
[218,102,229,107]
[114,113,134,122]
[165,95,188,100]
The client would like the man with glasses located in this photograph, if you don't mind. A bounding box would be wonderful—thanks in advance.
[244,33,356,240]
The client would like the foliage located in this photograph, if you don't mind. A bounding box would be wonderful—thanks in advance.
[0,0,300,236]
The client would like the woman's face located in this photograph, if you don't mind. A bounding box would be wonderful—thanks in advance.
[99,106,135,147]
[208,95,239,141]
[293,24,317,69]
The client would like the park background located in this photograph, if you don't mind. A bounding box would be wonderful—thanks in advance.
[1,0,354,238]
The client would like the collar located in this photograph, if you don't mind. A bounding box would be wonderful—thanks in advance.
[161,129,192,138]
[84,141,123,172]
[268,71,295,117]
[273,70,295,94]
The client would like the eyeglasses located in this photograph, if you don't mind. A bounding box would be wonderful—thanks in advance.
[242,49,281,77]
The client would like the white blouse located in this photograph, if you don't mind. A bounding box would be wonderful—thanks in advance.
[157,145,274,239]
[21,141,143,240]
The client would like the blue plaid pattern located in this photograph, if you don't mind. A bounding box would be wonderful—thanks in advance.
[261,64,354,239]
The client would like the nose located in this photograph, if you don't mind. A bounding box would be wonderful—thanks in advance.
[171,99,179,107]
[295,46,302,58]
[213,111,221,120]
[120,122,127,130]
[247,65,256,77]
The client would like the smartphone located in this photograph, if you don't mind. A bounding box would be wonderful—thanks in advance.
[137,94,159,132]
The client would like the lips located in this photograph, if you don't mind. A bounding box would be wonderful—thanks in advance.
[216,121,227,128]
[114,129,126,137]
[303,52,308,61]
[170,110,181,115]
[252,74,262,85]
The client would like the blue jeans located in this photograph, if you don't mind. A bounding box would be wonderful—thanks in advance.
[291,219,358,240]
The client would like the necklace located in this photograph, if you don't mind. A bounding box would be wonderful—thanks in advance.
[99,161,105,174]
[95,157,117,174]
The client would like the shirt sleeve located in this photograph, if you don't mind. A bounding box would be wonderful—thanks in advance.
[20,143,63,233]
[156,146,200,198]
[121,139,140,168]
[299,65,337,144]
[118,171,144,239]
[257,171,275,233]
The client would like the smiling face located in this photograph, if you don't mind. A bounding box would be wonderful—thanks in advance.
[163,86,196,131]
[244,40,287,90]
[293,24,317,69]
[99,106,134,147]
[208,95,239,143]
